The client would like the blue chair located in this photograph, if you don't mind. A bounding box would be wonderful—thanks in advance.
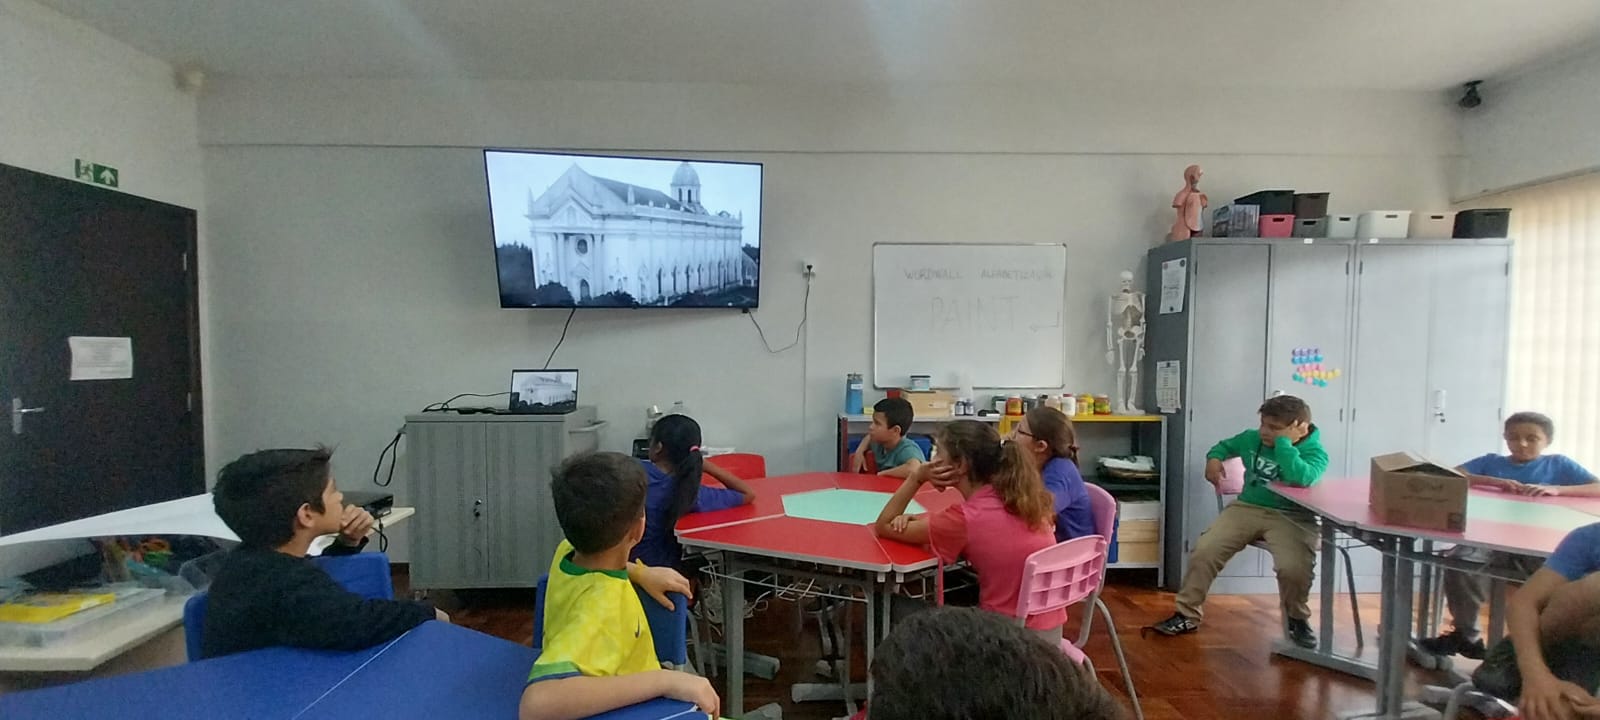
[533,573,689,668]
[183,553,396,661]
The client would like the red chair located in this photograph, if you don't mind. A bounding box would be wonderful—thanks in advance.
[702,452,767,484]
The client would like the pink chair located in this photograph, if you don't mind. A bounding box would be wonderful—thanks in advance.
[1213,457,1363,648]
[1081,484,1145,720]
[1014,534,1106,669]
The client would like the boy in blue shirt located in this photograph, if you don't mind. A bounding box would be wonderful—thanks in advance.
[1421,412,1600,659]
[1469,522,1600,720]
[850,397,926,479]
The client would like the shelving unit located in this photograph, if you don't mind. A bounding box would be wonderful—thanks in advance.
[835,413,1168,585]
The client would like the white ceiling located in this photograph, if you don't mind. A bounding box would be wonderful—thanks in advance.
[33,0,1600,90]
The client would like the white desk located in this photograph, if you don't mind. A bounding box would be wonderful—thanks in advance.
[0,506,414,674]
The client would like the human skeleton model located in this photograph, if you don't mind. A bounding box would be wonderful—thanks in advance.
[1106,270,1147,414]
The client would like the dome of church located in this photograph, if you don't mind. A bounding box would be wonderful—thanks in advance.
[671,162,700,187]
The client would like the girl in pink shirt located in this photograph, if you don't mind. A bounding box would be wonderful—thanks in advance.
[873,420,1066,638]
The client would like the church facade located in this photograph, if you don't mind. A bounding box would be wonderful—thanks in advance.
[520,162,751,305]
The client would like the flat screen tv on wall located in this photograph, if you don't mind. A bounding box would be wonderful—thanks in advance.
[485,149,763,309]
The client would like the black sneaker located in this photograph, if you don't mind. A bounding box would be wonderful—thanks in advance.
[1286,618,1317,649]
[1142,612,1200,638]
[1472,639,1521,700]
[1419,629,1487,659]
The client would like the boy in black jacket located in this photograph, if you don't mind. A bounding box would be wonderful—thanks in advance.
[202,447,446,659]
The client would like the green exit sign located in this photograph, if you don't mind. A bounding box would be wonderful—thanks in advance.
[73,159,119,188]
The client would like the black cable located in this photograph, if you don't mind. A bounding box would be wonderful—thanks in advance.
[422,392,512,412]
[543,308,578,369]
[748,276,811,354]
[372,430,403,487]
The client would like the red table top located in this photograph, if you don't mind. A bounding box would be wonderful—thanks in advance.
[1271,476,1600,556]
[675,471,953,573]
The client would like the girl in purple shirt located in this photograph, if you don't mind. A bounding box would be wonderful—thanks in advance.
[1014,407,1096,541]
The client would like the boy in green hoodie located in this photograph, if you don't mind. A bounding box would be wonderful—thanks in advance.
[1148,394,1329,649]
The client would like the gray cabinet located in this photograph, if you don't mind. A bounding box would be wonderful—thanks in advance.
[1147,238,1510,592]
[406,408,604,590]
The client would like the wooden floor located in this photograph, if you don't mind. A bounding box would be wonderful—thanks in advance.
[410,570,1462,720]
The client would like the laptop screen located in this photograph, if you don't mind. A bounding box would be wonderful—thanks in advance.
[509,369,579,414]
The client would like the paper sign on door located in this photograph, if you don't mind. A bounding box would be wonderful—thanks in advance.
[68,337,134,381]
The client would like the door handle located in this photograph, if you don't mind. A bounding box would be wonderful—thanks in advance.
[11,398,45,435]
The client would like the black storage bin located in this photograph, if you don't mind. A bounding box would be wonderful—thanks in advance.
[1294,217,1328,238]
[1454,208,1511,238]
[1234,190,1295,215]
[1293,192,1329,219]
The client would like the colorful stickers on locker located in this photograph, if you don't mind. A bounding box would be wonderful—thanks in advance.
[1290,347,1341,388]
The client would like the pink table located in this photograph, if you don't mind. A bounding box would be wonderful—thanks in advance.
[675,472,957,714]
[1273,477,1600,557]
[1269,477,1600,720]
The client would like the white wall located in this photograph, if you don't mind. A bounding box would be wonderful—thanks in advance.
[199,77,1459,562]
[1457,43,1600,198]
[0,0,204,577]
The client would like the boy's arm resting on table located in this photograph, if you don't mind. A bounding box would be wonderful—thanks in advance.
[702,460,758,503]
[520,670,717,720]
[878,457,922,479]
[280,576,436,651]
[1546,482,1600,498]
[873,475,931,545]
[1272,436,1329,487]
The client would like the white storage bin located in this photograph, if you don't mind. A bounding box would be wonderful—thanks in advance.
[1325,215,1358,238]
[1408,211,1457,238]
[1118,500,1162,522]
[1356,211,1412,239]
[0,587,164,648]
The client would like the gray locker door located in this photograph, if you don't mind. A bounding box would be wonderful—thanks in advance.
[409,421,490,588]
[486,422,566,587]
[1425,245,1511,464]
[1266,243,1353,478]
[1347,245,1435,575]
[1186,244,1271,579]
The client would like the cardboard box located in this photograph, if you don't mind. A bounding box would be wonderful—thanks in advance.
[1369,452,1469,531]
[901,390,954,418]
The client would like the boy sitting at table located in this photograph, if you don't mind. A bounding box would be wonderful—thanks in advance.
[1470,522,1600,720]
[520,452,719,720]
[1421,411,1600,660]
[851,397,926,478]
[1146,395,1329,649]
[204,448,446,659]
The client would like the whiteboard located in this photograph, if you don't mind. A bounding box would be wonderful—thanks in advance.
[873,243,1067,389]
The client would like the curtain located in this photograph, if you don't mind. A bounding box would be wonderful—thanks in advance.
[1461,173,1600,468]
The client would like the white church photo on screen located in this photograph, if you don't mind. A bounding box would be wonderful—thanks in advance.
[518,161,756,305]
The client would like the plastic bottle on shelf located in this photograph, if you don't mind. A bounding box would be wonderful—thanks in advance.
[1061,393,1077,416]
[1000,396,1024,436]
[845,373,864,415]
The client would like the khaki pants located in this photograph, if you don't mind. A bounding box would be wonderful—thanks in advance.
[1175,502,1318,622]
[1442,546,1544,635]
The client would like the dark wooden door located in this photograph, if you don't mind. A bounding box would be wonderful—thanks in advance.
[0,163,202,535]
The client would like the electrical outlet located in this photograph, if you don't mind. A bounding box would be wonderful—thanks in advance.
[801,260,818,277]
